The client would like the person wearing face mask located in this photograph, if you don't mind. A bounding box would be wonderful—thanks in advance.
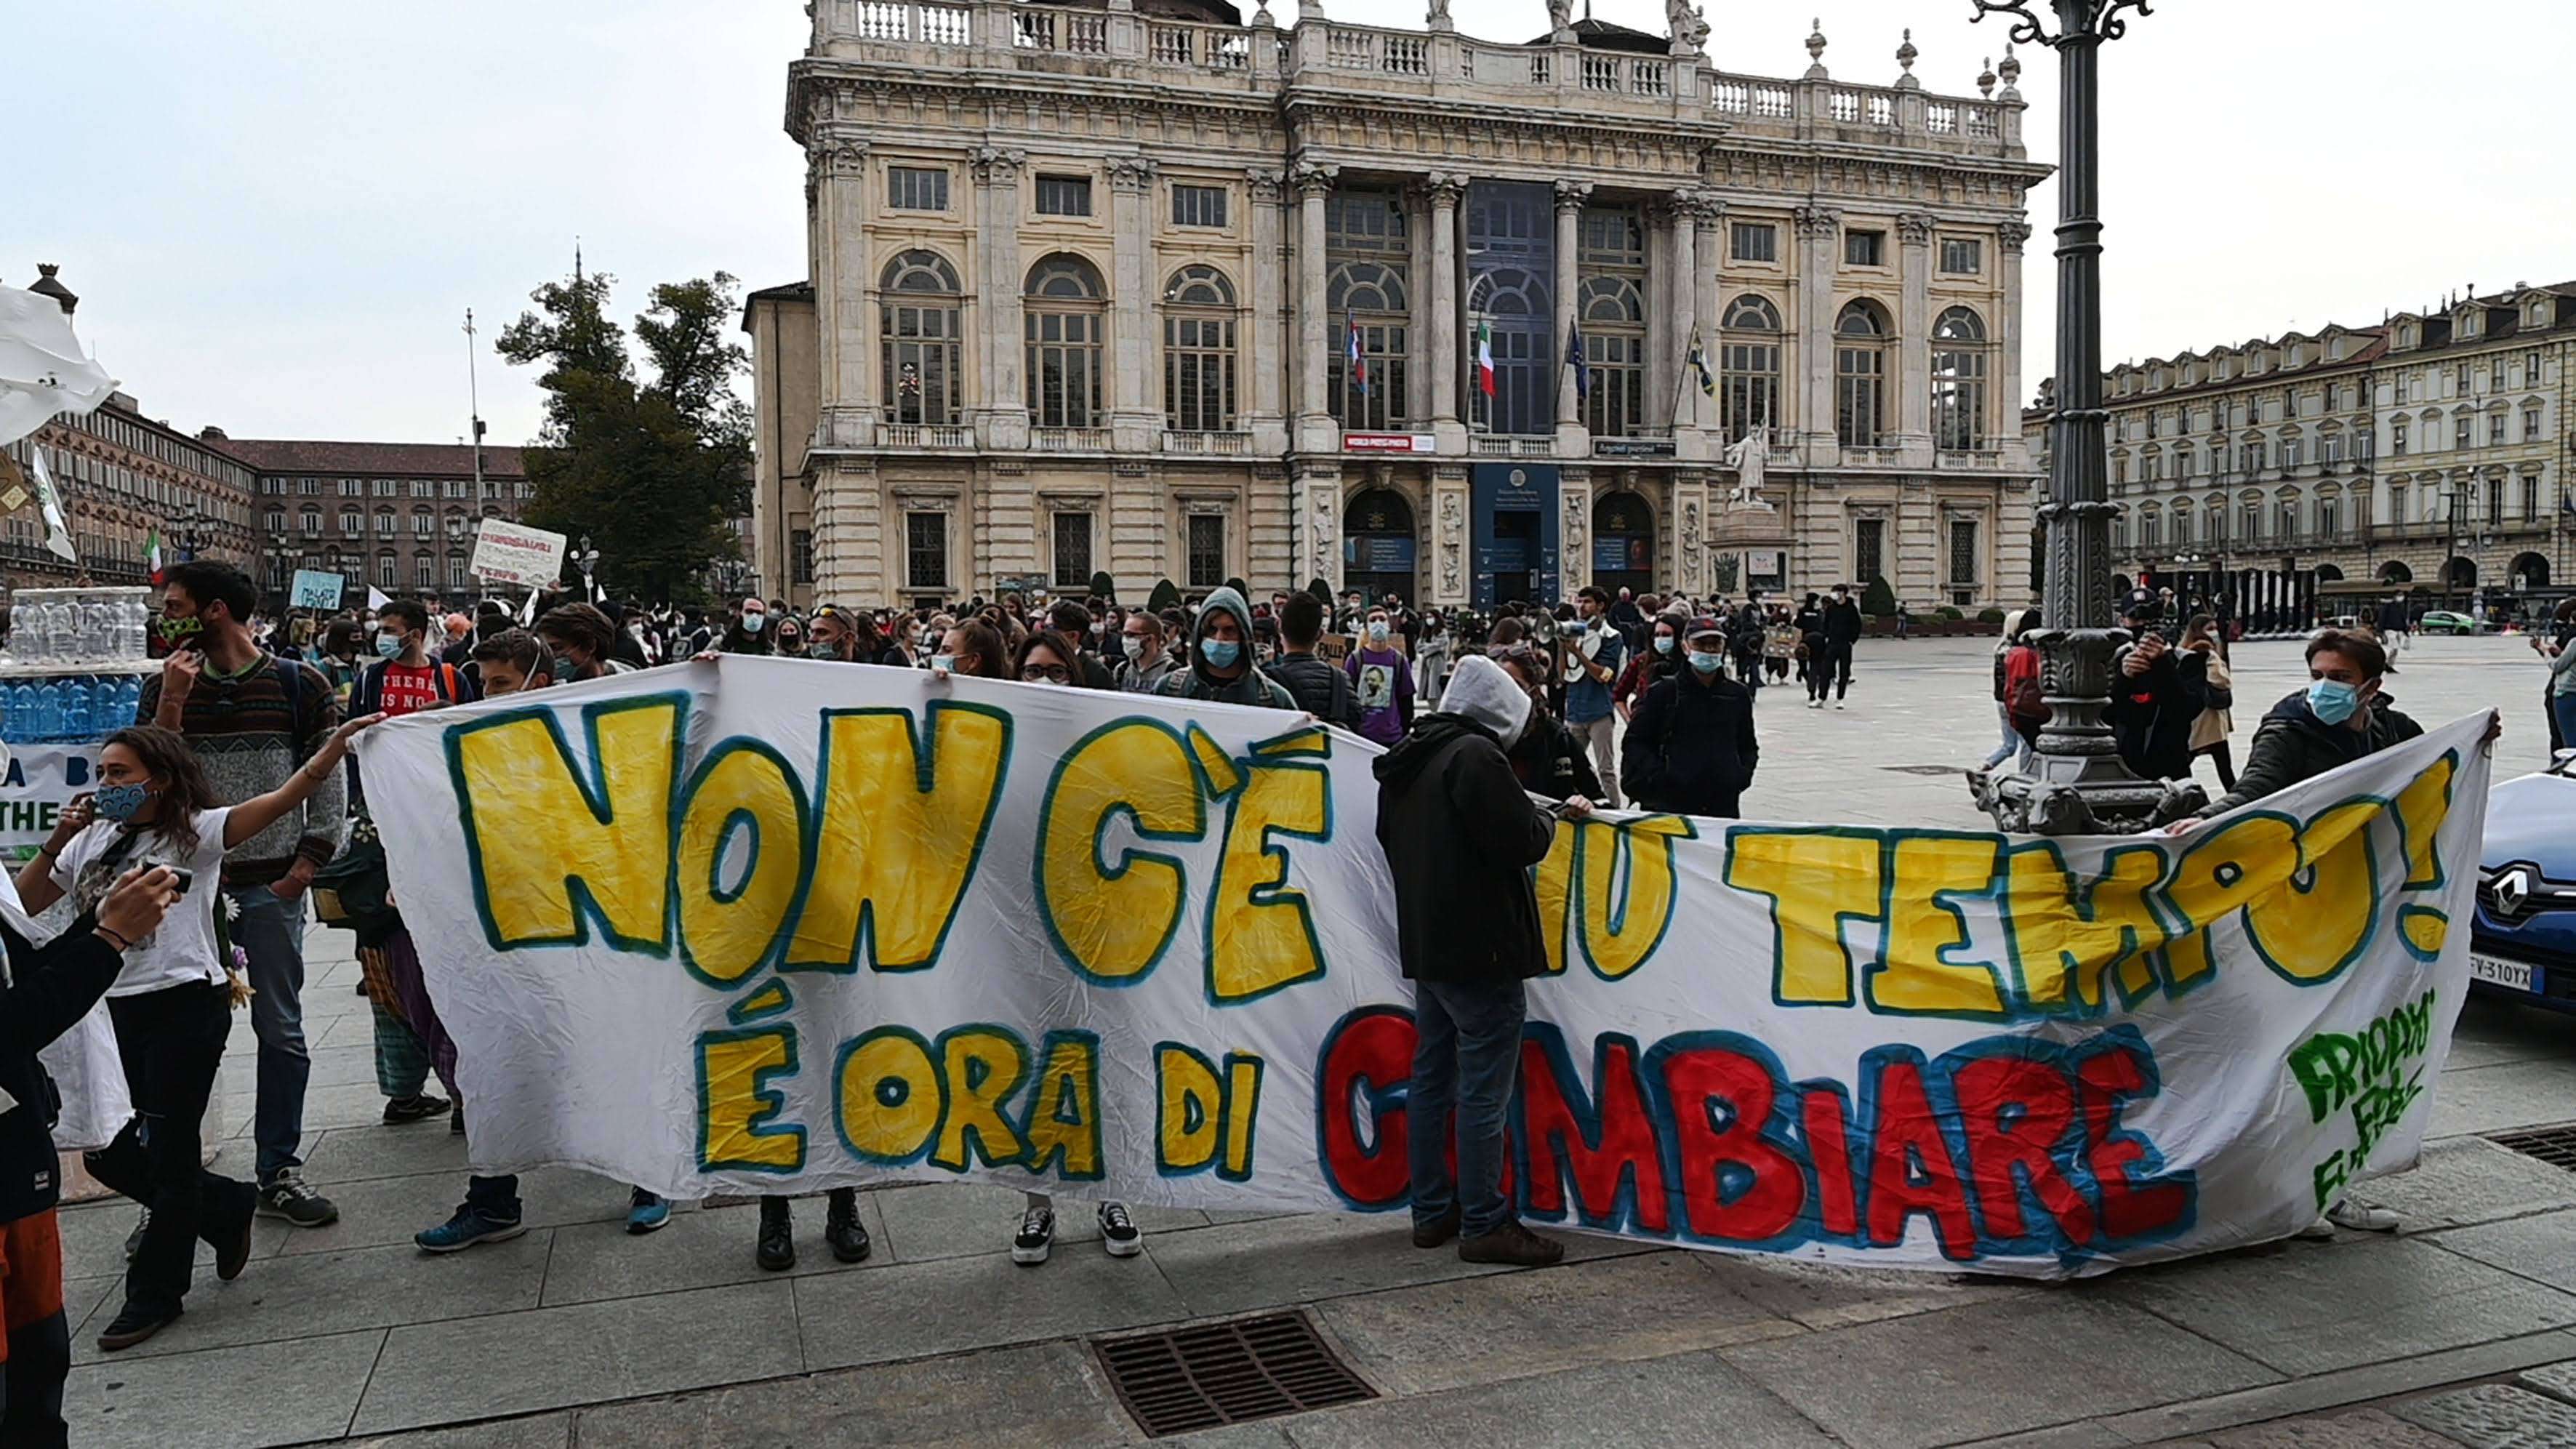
[720,598,774,656]
[1043,601,1118,689]
[1152,587,1295,710]
[1373,654,1585,1269]
[19,715,379,1351]
[1345,609,1417,746]
[536,603,640,683]
[773,614,805,658]
[1002,631,1147,1265]
[2102,591,2210,782]
[1264,593,1360,728]
[926,618,1011,683]
[1493,646,1605,806]
[1561,588,1626,806]
[315,619,367,713]
[1115,611,1179,694]
[1613,611,1686,722]
[1623,617,1759,819]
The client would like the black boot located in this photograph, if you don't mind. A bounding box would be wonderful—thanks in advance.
[824,1187,872,1264]
[755,1195,795,1271]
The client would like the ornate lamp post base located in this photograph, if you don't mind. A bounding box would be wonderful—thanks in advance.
[1968,628,2205,833]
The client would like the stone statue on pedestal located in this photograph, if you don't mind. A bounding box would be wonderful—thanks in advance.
[1722,424,1775,510]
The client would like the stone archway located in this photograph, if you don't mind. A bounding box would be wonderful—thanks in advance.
[2512,552,2550,590]
[1591,490,1656,599]
[1342,486,1419,606]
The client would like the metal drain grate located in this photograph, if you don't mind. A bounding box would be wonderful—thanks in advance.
[2487,1123,2576,1171]
[1883,764,1970,776]
[1092,1311,1375,1437]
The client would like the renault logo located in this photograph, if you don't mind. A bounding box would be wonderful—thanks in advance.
[2492,868,2532,917]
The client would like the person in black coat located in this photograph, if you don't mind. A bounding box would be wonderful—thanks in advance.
[1622,617,1760,818]
[1493,647,1606,805]
[1373,654,1580,1270]
[0,866,179,1446]
[1813,584,1863,707]
[2103,595,2212,780]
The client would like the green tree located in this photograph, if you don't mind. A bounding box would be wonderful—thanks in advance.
[498,264,751,602]
[1861,575,1898,617]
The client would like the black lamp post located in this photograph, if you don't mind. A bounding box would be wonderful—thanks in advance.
[574,534,601,603]
[1967,0,2203,835]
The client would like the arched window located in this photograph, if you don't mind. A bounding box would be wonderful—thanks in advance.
[882,250,963,426]
[1161,265,1237,433]
[1577,206,1647,438]
[1328,261,1410,431]
[1720,294,1781,442]
[1930,306,1989,451]
[1025,254,1106,429]
[1834,300,1890,448]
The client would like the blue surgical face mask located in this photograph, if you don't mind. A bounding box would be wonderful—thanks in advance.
[1201,638,1242,669]
[1367,622,1390,644]
[95,782,153,822]
[1687,649,1724,676]
[374,633,404,659]
[2307,677,2362,725]
[1653,635,1676,656]
[742,611,766,633]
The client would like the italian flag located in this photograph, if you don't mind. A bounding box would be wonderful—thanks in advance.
[145,527,164,585]
[1475,320,1496,398]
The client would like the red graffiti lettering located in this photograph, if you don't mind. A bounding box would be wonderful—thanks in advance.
[1952,1053,2098,1247]
[1661,1042,1805,1243]
[1521,1035,1669,1233]
[1863,1055,1979,1261]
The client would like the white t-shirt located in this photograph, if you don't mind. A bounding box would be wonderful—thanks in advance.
[52,808,234,998]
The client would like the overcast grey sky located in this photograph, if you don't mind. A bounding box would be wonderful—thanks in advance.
[8,1,2569,448]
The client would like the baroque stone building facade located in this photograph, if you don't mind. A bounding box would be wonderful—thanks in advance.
[2027,281,2575,621]
[1,393,259,591]
[751,1,2047,612]
[222,439,534,608]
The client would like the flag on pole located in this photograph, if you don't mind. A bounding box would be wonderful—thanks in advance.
[1567,322,1589,401]
[25,447,76,563]
[1345,313,1368,396]
[366,585,393,611]
[0,283,119,450]
[1475,320,1496,399]
[518,589,540,625]
[1685,327,1716,397]
[144,527,164,583]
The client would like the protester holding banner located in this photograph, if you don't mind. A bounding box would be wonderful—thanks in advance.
[0,859,176,1441]
[1374,653,1578,1267]
[139,562,346,1232]
[1490,646,1605,807]
[1153,587,1295,710]
[20,713,377,1350]
[1115,611,1179,694]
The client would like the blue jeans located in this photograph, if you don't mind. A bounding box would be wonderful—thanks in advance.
[227,886,312,1186]
[464,1175,522,1221]
[2553,693,2576,758]
[1407,978,1526,1239]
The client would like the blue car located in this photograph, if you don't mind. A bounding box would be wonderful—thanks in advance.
[2473,755,2576,1010]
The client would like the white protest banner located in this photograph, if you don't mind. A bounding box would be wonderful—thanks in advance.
[0,743,103,849]
[290,569,345,611]
[468,519,568,589]
[353,660,2489,1277]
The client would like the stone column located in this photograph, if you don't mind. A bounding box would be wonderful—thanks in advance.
[1994,220,2034,469]
[1646,201,1674,433]
[1293,162,1339,454]
[1553,180,1591,449]
[1427,172,1466,450]
[1690,194,1725,458]
[1107,156,1161,451]
[1560,472,1592,595]
[1246,169,1289,453]
[1432,465,1472,608]
[1896,211,1937,465]
[1665,194,1698,431]
[808,131,872,449]
[971,145,1029,451]
[1793,202,1842,462]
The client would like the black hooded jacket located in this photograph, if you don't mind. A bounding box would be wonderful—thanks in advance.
[1373,715,1557,983]
[0,921,124,1224]
[2103,644,2211,780]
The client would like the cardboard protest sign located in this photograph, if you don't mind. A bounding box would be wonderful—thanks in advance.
[354,660,2488,1277]
[468,520,569,589]
[290,569,345,611]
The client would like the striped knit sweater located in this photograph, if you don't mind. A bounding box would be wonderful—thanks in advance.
[136,651,346,888]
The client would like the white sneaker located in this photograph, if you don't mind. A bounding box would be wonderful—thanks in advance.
[2294,1215,2337,1241]
[1834,700,1846,710]
[2327,1200,2400,1233]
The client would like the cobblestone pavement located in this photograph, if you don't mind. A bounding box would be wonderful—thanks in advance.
[60,635,2576,1448]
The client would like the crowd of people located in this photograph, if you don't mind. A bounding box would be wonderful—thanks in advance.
[0,551,2529,1440]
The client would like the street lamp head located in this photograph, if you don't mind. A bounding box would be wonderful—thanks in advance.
[1969,0,2153,48]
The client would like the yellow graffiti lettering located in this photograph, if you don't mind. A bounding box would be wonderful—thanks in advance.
[1533,819,1577,977]
[1206,760,1329,1003]
[2395,753,2456,889]
[1034,722,1203,984]
[675,746,808,987]
[1156,1044,1221,1174]
[2244,799,2379,982]
[789,704,1009,973]
[835,1027,941,1164]
[929,1027,1028,1171]
[2166,814,2303,971]
[1022,1034,1102,1179]
[1726,829,1883,1006]
[1575,816,1696,981]
[455,699,680,948]
[1872,834,2009,1018]
[2002,844,2172,1011]
[1221,1053,1264,1181]
[698,1027,804,1171]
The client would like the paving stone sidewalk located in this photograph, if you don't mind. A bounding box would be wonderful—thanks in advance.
[61,636,2576,1448]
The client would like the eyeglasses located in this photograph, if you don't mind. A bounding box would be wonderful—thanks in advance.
[1020,663,1072,683]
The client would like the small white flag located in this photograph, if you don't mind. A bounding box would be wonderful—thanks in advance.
[24,446,76,563]
[366,585,392,611]
[518,590,540,625]
[0,284,119,449]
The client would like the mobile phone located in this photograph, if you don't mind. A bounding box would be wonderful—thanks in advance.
[167,867,193,897]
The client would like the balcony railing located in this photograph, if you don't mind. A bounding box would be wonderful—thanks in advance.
[1033,427,1113,452]
[879,420,976,449]
[1470,435,1554,459]
[1842,446,1903,467]
[1938,448,2007,470]
[1162,430,1251,455]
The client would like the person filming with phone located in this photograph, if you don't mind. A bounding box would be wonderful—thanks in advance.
[2101,588,2211,782]
[12,714,380,1352]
